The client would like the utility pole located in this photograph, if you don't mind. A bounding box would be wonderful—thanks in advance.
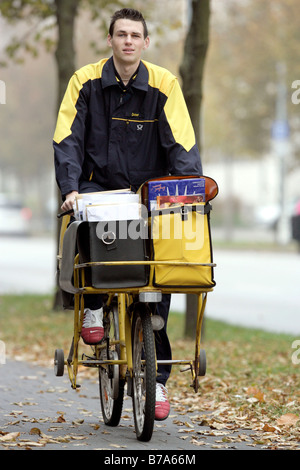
[271,62,290,244]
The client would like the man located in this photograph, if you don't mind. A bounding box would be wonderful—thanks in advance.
[53,8,202,421]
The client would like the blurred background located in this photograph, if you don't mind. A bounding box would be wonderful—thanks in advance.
[0,0,300,334]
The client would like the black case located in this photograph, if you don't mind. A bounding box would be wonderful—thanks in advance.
[77,220,149,288]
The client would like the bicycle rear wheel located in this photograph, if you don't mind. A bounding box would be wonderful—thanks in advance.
[99,302,124,426]
[132,305,156,441]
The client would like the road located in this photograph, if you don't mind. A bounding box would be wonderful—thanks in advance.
[1,235,299,335]
[0,236,56,294]
[171,249,300,335]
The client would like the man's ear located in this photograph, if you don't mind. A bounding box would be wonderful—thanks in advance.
[107,34,112,48]
[143,36,150,50]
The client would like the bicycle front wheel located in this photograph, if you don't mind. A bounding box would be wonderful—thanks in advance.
[99,302,124,426]
[132,305,156,441]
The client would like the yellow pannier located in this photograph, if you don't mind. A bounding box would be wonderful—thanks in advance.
[151,203,215,288]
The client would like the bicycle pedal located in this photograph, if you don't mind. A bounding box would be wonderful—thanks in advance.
[180,366,192,373]
[151,315,165,331]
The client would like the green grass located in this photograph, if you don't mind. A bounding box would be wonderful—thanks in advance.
[0,295,73,361]
[0,294,298,373]
[169,310,298,379]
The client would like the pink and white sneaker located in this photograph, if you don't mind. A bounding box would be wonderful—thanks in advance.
[155,383,170,421]
[81,308,104,345]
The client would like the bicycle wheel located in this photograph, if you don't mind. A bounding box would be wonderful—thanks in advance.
[132,305,156,441]
[99,302,124,426]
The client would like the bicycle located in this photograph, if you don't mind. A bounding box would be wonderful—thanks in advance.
[54,175,218,441]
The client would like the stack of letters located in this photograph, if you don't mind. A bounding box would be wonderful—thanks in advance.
[73,189,140,221]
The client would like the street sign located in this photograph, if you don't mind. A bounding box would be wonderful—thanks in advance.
[271,119,290,140]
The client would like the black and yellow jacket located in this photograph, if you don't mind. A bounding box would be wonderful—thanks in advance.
[53,57,202,197]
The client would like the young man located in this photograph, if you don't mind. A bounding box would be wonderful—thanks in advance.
[53,8,202,421]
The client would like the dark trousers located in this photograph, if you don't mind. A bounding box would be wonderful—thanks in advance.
[150,294,172,386]
[78,180,172,386]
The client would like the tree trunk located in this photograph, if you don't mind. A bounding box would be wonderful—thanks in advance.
[52,0,79,309]
[180,0,210,338]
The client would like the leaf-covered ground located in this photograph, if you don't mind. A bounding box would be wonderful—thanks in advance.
[168,336,300,450]
[0,295,299,450]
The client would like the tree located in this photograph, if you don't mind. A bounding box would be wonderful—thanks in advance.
[55,0,79,109]
[179,0,211,338]
[203,0,300,160]
[180,0,210,148]
[53,0,80,307]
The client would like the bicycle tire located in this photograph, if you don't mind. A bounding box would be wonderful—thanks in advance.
[99,302,124,426]
[132,305,156,441]
[54,349,64,377]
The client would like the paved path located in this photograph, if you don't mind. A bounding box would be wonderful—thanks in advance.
[0,360,263,452]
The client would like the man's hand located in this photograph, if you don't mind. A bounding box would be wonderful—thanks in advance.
[61,191,78,212]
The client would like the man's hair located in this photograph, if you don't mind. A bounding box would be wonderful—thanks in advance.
[109,8,148,38]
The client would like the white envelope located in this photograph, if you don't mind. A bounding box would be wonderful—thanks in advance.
[86,202,141,221]
[74,190,139,221]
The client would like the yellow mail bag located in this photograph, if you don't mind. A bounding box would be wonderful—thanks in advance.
[151,203,215,288]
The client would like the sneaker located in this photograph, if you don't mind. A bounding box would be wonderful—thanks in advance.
[155,383,170,421]
[81,308,104,345]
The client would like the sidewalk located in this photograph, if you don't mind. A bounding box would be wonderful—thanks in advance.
[0,360,263,451]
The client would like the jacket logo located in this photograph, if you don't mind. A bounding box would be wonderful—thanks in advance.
[137,124,143,131]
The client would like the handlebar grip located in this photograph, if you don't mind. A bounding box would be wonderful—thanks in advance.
[57,209,74,219]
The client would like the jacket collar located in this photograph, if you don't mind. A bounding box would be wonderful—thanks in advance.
[101,56,148,92]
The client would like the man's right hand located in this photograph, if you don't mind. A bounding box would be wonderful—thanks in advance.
[61,190,79,212]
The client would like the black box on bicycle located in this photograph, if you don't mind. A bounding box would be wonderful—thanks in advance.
[77,220,149,289]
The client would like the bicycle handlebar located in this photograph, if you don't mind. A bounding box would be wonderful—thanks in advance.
[57,209,74,219]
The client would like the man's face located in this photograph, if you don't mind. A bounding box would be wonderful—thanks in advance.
[107,18,149,68]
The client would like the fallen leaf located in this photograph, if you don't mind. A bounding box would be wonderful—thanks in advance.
[246,386,265,403]
[56,413,66,423]
[190,439,205,446]
[276,413,299,427]
[262,423,278,433]
[72,419,84,425]
[90,424,100,430]
[184,421,194,428]
[178,428,194,433]
[12,401,38,407]
[29,427,42,436]
[17,441,45,448]
[0,432,20,442]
